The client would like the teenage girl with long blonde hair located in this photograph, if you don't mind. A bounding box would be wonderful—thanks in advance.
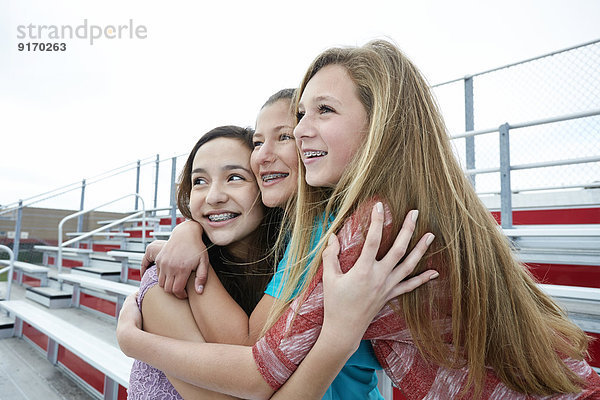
[118,40,600,399]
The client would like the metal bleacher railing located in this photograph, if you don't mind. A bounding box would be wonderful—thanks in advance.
[0,245,15,304]
[55,193,146,277]
[0,38,598,261]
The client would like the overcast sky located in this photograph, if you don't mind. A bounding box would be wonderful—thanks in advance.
[1,0,600,210]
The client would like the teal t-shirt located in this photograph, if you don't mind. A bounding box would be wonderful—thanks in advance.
[264,216,384,400]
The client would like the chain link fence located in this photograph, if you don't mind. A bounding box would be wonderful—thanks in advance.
[432,39,600,196]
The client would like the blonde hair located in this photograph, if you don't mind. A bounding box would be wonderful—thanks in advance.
[265,40,589,397]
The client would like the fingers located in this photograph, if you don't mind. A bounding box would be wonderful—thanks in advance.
[172,275,188,299]
[388,232,435,284]
[140,255,151,277]
[163,274,174,295]
[380,210,419,271]
[357,203,385,267]
[140,248,157,277]
[157,267,166,288]
[124,291,138,307]
[385,269,439,302]
[194,252,209,294]
[322,234,342,280]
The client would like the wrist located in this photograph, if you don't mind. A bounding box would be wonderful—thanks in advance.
[319,320,362,357]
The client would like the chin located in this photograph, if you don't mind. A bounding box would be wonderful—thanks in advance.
[204,232,233,247]
[305,176,330,188]
[261,195,282,208]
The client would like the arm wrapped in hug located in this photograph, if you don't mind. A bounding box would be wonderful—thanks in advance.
[251,201,600,399]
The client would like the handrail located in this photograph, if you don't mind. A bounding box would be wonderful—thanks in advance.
[432,38,600,87]
[57,194,146,275]
[453,109,600,185]
[0,245,15,305]
[476,182,600,196]
[450,108,600,140]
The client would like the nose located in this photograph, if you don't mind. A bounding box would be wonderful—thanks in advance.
[293,114,315,142]
[254,140,276,165]
[205,182,228,205]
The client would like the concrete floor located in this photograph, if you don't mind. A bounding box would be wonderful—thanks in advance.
[0,282,121,400]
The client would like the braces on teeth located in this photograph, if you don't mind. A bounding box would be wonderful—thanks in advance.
[304,151,327,158]
[262,173,288,181]
[208,213,237,222]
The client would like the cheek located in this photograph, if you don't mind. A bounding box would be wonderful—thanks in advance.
[250,152,260,175]
[241,187,261,212]
[282,148,299,172]
[188,192,204,219]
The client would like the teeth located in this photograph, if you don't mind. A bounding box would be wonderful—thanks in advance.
[208,213,238,222]
[304,150,328,158]
[262,173,289,182]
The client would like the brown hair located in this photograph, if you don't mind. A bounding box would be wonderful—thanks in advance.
[177,125,277,315]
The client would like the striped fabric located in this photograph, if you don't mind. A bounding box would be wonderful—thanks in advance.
[252,201,600,399]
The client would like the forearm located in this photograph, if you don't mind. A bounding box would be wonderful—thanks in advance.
[271,322,359,399]
[186,267,253,345]
[120,326,273,399]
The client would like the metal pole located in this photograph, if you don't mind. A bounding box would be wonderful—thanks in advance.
[464,76,475,187]
[13,200,23,261]
[77,179,86,233]
[499,123,513,228]
[153,154,160,212]
[135,160,141,210]
[170,157,177,229]
[0,244,14,303]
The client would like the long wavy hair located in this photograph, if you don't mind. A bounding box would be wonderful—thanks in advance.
[264,40,589,397]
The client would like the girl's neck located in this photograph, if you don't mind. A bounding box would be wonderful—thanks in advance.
[225,235,254,261]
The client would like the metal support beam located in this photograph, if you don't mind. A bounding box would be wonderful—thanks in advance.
[464,76,475,187]
[77,179,86,233]
[47,338,59,365]
[13,200,23,261]
[104,376,119,400]
[153,154,160,212]
[135,160,141,210]
[499,123,513,228]
[170,157,177,230]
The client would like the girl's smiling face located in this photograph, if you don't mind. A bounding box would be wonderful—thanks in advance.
[189,137,264,257]
[294,64,368,188]
[251,99,298,207]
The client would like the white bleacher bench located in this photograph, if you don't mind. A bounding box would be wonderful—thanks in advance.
[57,273,138,317]
[503,226,600,266]
[150,231,172,240]
[98,217,160,225]
[107,250,144,282]
[0,300,132,399]
[107,250,144,263]
[66,232,131,238]
[540,283,600,328]
[34,245,94,255]
[503,227,600,237]
[35,245,93,268]
[0,260,49,286]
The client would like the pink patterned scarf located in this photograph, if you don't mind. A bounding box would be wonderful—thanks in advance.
[252,200,600,399]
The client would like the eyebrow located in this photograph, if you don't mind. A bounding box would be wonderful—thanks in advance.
[254,125,294,136]
[191,164,252,175]
[298,95,341,108]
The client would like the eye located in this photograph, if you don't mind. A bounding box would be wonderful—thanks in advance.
[280,133,293,141]
[253,140,263,148]
[318,104,334,114]
[228,174,246,182]
[193,177,207,186]
[296,110,305,122]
